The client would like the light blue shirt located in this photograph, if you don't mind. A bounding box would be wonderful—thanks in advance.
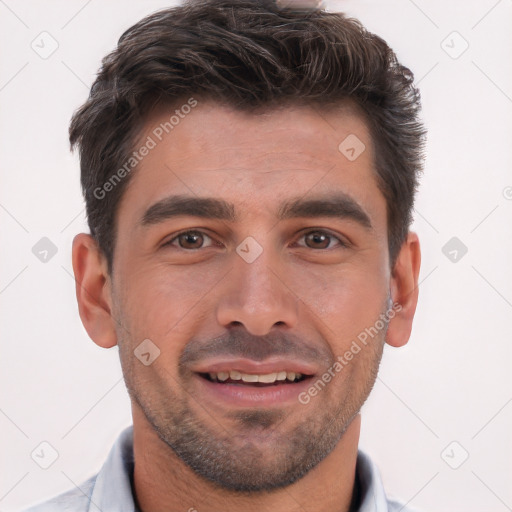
[23,425,416,512]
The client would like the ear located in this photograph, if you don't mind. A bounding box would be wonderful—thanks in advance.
[71,233,117,348]
[385,231,421,348]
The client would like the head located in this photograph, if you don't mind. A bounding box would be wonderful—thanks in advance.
[71,0,424,493]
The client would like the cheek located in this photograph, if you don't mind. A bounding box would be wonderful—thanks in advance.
[119,262,225,341]
[289,261,388,345]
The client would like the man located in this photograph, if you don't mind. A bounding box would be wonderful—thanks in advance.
[25,0,425,510]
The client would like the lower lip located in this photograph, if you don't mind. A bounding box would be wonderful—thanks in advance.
[194,374,314,407]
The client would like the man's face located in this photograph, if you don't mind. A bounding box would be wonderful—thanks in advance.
[111,101,392,491]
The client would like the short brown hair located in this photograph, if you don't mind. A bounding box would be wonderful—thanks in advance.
[69,0,426,274]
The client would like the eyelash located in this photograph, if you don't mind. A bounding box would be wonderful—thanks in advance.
[162,229,349,250]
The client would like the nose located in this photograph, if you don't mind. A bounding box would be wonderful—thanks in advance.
[216,247,299,336]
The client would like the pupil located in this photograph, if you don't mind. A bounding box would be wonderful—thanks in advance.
[308,232,328,249]
[182,232,202,248]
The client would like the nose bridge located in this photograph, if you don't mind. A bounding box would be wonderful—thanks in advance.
[216,238,299,335]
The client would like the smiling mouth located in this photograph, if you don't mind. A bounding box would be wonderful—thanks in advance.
[199,370,310,387]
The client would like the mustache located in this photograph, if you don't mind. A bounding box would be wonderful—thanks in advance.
[180,328,332,368]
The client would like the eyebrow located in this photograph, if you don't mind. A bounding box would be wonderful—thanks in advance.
[277,194,372,230]
[139,193,373,231]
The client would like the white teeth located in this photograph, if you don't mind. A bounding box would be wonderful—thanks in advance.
[258,372,277,383]
[207,370,304,383]
[241,373,259,383]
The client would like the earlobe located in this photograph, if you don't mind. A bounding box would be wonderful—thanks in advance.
[71,233,118,348]
[385,232,421,348]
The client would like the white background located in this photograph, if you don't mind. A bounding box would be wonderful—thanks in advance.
[1,1,511,511]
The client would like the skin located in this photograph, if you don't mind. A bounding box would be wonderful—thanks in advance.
[72,100,421,512]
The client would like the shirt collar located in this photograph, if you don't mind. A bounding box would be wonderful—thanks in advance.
[89,425,393,512]
[88,425,136,512]
[355,449,391,512]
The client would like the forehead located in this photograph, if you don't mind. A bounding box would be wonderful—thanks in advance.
[116,100,386,232]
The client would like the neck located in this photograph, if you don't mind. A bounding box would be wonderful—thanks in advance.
[132,406,361,512]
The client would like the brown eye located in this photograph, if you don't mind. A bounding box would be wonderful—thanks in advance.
[305,231,330,249]
[178,231,204,249]
[299,230,346,250]
[164,230,214,250]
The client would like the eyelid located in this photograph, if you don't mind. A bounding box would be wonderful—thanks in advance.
[294,228,349,249]
[162,229,218,249]
[161,227,350,250]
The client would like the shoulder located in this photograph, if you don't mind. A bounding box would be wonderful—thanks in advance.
[21,474,97,512]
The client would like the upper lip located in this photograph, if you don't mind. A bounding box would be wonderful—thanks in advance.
[190,357,318,376]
